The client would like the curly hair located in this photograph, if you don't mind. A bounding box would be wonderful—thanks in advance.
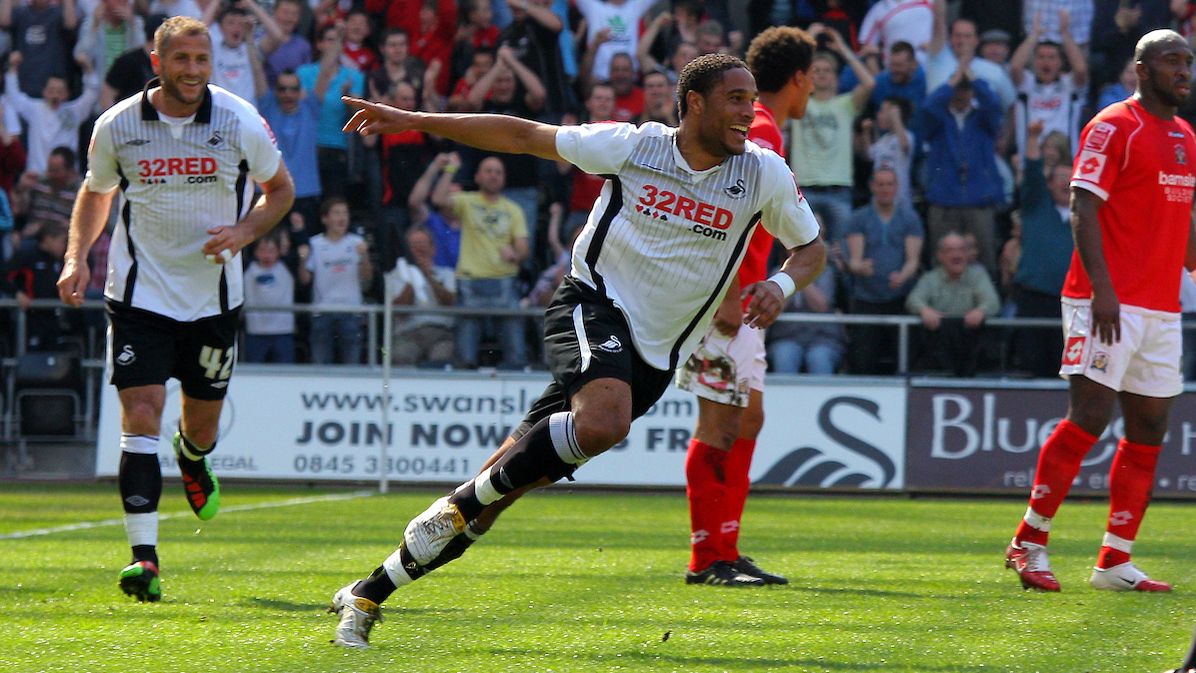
[745,26,815,94]
[676,52,748,119]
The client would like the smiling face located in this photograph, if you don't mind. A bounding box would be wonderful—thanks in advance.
[153,31,213,113]
[691,67,757,158]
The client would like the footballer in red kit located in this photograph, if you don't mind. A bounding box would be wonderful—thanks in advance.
[673,26,817,587]
[1006,29,1196,595]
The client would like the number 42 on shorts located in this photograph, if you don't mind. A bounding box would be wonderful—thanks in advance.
[199,346,234,380]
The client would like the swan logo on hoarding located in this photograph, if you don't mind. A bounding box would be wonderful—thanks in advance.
[754,397,898,488]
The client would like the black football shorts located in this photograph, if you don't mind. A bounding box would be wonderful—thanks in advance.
[513,277,674,440]
[106,300,241,401]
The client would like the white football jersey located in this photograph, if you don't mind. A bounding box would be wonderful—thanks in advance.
[555,122,819,370]
[87,83,282,321]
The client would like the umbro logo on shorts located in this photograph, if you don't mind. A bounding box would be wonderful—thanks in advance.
[595,335,623,353]
[116,345,136,366]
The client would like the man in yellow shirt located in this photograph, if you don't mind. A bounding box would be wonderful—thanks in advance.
[433,155,529,368]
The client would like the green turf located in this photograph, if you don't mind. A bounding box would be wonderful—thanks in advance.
[1,484,1194,672]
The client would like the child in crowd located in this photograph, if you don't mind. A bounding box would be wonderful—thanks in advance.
[298,197,373,364]
[242,233,296,363]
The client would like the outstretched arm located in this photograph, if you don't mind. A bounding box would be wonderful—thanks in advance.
[343,97,565,161]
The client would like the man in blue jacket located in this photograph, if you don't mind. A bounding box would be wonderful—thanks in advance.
[922,60,1005,276]
[1013,119,1074,377]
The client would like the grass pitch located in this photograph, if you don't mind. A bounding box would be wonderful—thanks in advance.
[1,483,1194,673]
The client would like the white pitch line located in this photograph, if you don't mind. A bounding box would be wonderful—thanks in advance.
[0,490,376,540]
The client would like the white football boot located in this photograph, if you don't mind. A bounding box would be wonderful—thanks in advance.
[1089,561,1172,592]
[329,583,383,648]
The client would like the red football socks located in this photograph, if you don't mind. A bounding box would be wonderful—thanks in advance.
[685,438,729,572]
[722,438,755,556]
[1097,439,1161,569]
[1015,419,1098,547]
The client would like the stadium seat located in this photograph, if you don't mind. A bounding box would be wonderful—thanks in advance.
[6,352,85,473]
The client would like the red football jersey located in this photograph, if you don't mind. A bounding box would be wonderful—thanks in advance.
[1065,98,1196,313]
[738,101,786,288]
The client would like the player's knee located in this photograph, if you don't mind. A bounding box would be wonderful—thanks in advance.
[1125,414,1169,445]
[122,400,164,435]
[572,413,630,456]
[740,408,764,440]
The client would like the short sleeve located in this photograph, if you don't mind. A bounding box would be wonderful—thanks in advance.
[555,121,659,176]
[242,109,283,183]
[1071,119,1127,201]
[85,113,121,194]
[758,152,820,249]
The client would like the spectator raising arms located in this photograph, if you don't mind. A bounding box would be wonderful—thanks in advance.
[788,25,874,246]
[3,53,99,174]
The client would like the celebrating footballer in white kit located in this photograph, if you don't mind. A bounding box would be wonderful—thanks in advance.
[325,53,824,648]
[57,15,294,603]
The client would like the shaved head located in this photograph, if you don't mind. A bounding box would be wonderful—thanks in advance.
[1132,28,1194,111]
[1135,29,1189,63]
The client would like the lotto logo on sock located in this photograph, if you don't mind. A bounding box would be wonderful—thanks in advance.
[1031,485,1051,500]
[690,530,709,545]
[1109,510,1134,527]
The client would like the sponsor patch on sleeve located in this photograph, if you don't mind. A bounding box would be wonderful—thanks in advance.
[1084,122,1115,152]
[1074,150,1106,181]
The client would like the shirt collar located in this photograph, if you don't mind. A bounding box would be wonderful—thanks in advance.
[140,77,213,124]
[670,132,726,181]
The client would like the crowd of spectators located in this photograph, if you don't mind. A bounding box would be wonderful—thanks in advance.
[5,0,1196,378]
